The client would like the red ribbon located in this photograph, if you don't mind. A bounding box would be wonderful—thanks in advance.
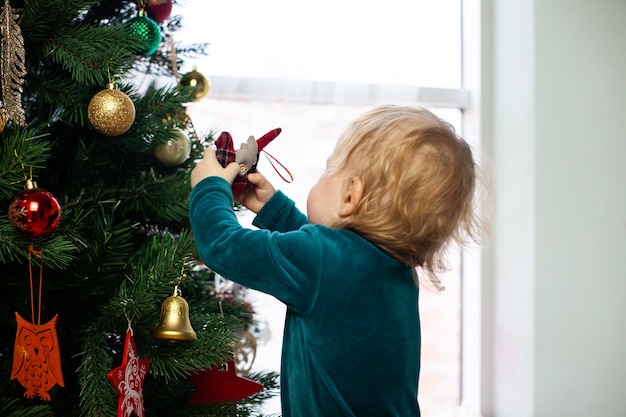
[262,150,294,184]
[28,245,43,325]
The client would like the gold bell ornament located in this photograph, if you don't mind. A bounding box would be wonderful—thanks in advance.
[179,66,210,102]
[151,285,197,341]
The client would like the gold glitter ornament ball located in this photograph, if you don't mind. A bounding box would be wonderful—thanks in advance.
[88,83,136,136]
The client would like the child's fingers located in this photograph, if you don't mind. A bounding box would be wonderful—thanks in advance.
[246,172,264,184]
[203,147,217,160]
[223,162,241,183]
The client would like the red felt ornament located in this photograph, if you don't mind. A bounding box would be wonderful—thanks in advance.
[215,128,292,195]
[188,359,263,405]
[11,313,64,400]
[108,330,150,417]
[11,246,64,401]
[145,0,173,23]
[8,180,62,240]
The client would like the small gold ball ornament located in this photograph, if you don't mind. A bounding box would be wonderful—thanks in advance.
[88,83,136,136]
[179,67,210,102]
[153,128,192,166]
[0,105,7,134]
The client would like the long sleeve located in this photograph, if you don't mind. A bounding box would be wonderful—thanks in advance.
[252,190,309,232]
[189,177,321,314]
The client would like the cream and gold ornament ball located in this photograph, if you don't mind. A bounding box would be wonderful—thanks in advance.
[153,128,191,166]
[88,83,136,136]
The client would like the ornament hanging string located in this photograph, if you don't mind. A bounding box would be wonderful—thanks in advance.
[167,34,202,143]
[172,260,186,299]
[13,149,31,184]
[27,245,44,325]
[177,259,185,286]
[107,67,114,85]
[169,20,179,80]
[120,298,135,334]
[262,150,293,184]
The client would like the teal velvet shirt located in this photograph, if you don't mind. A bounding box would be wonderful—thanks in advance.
[189,177,421,417]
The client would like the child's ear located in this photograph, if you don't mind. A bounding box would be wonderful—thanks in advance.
[339,177,364,217]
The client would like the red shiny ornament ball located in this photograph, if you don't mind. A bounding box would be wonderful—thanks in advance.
[145,0,173,24]
[8,181,62,240]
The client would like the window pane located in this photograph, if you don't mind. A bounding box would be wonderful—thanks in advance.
[176,0,462,88]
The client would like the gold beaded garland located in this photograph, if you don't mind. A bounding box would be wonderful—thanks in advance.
[87,83,136,136]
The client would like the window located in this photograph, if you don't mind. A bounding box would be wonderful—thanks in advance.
[174,1,477,415]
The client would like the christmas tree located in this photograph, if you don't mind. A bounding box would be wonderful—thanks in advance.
[0,0,279,416]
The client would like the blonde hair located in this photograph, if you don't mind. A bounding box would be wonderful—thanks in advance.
[329,105,487,288]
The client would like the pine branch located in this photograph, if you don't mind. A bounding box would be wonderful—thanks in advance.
[43,25,144,86]
[243,371,281,405]
[146,314,240,382]
[62,211,136,283]
[0,221,23,264]
[132,82,195,122]
[18,233,78,269]
[0,124,51,200]
[20,0,101,43]
[131,229,197,279]
[0,398,54,417]
[118,170,191,227]
[77,328,117,417]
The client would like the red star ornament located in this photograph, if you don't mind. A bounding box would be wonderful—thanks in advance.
[188,360,263,405]
[108,330,150,417]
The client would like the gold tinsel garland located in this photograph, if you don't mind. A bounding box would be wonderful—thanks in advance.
[0,0,25,126]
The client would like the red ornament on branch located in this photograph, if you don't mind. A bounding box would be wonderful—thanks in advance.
[145,0,173,24]
[188,359,263,405]
[8,180,62,239]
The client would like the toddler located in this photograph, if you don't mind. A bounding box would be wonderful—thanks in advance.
[189,105,485,416]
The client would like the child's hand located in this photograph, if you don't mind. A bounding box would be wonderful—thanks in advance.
[190,148,240,189]
[235,171,276,213]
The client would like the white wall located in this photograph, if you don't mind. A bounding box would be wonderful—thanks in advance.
[486,0,626,416]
